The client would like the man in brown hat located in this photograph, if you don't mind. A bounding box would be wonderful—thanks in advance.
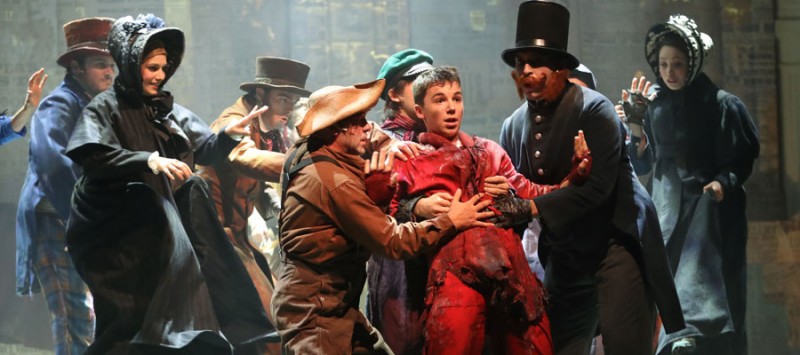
[16,17,115,355]
[496,1,684,354]
[273,78,494,354]
[196,56,312,353]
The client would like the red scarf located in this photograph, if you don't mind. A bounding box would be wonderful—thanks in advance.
[380,111,426,142]
[251,120,288,153]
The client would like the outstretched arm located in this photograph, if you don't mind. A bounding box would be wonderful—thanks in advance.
[11,68,48,132]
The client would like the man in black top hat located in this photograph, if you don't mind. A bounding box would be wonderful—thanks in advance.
[496,1,684,354]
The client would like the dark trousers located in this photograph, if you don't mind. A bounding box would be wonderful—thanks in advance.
[545,243,656,355]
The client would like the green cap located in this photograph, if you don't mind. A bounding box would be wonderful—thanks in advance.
[376,48,434,100]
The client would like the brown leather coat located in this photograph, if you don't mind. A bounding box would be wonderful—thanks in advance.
[273,144,456,354]
[197,96,283,241]
[196,95,285,336]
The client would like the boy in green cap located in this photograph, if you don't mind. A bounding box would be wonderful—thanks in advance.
[367,48,437,355]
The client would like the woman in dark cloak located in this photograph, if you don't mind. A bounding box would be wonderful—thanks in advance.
[619,14,760,355]
[65,14,274,355]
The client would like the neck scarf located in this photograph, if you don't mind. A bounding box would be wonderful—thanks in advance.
[380,111,426,142]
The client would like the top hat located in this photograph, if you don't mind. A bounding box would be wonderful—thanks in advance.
[296,79,385,137]
[645,14,713,85]
[501,1,579,69]
[240,57,311,97]
[56,17,115,68]
[376,48,434,100]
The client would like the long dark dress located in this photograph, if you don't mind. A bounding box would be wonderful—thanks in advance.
[630,73,759,355]
[66,90,274,354]
[64,15,274,355]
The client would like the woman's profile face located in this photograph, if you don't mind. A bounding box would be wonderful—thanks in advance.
[658,45,689,91]
[141,50,168,96]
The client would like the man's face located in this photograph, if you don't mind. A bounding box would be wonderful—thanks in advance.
[73,55,115,96]
[388,79,419,120]
[513,51,569,103]
[415,81,463,142]
[334,112,371,155]
[256,88,301,130]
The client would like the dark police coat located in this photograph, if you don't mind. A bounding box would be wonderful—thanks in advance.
[500,83,685,334]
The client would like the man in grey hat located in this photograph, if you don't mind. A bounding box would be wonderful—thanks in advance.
[16,17,116,355]
[496,1,684,354]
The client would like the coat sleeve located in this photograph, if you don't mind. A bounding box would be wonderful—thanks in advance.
[225,137,285,182]
[171,104,239,167]
[208,105,285,182]
[330,179,456,260]
[484,139,557,199]
[628,110,655,176]
[713,92,759,192]
[30,92,83,219]
[67,100,153,179]
[366,121,396,155]
[532,99,624,235]
[0,114,25,145]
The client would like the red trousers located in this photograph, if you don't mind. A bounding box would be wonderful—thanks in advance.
[424,271,553,355]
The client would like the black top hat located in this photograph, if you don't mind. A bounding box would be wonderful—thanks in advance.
[501,1,579,69]
[240,57,311,97]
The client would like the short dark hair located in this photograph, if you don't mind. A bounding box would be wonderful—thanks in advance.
[412,66,461,106]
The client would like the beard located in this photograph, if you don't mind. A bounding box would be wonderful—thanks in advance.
[515,69,569,104]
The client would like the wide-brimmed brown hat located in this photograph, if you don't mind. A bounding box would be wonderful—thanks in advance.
[501,1,579,69]
[296,79,385,137]
[56,17,115,68]
[239,57,311,97]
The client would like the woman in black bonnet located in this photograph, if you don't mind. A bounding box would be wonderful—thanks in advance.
[618,14,760,355]
[66,14,274,355]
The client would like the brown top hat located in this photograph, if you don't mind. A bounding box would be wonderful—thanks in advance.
[56,17,115,68]
[239,56,312,97]
[296,79,385,137]
[501,1,579,69]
